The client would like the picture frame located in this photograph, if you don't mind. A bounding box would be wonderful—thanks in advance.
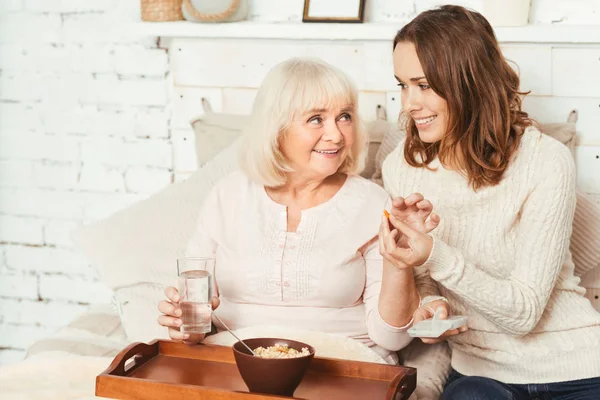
[303,0,366,23]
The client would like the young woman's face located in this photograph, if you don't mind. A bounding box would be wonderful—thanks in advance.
[393,42,448,143]
[279,104,355,181]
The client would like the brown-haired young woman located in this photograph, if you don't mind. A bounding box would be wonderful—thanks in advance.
[378,5,600,399]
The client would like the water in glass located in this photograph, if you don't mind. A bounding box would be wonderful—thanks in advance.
[178,269,212,334]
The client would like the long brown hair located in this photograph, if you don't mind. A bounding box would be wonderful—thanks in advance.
[393,5,532,190]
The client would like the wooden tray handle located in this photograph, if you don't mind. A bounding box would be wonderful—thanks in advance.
[102,341,158,376]
[386,370,417,400]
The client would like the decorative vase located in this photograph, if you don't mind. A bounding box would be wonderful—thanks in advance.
[140,0,183,22]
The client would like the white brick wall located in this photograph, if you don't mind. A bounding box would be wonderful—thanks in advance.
[0,324,57,350]
[0,0,599,365]
[0,215,44,244]
[0,0,171,364]
[5,244,94,275]
[0,272,38,300]
[0,298,87,327]
[39,274,112,304]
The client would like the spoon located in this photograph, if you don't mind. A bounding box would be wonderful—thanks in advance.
[212,313,256,356]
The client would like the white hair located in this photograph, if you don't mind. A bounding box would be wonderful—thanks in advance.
[239,57,367,187]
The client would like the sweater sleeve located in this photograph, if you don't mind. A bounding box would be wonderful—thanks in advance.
[363,239,413,351]
[423,149,577,336]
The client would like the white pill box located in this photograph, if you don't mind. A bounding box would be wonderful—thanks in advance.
[408,314,468,338]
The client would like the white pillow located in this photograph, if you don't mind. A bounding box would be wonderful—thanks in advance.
[191,111,248,166]
[73,139,240,290]
[72,140,241,341]
[362,105,391,179]
[113,283,169,343]
[370,127,405,186]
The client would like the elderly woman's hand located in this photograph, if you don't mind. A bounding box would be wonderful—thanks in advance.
[413,300,468,344]
[157,286,220,345]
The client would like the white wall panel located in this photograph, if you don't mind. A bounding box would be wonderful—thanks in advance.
[553,48,600,98]
[575,145,600,194]
[385,91,402,124]
[530,0,600,25]
[222,88,257,115]
[171,86,222,129]
[363,42,396,92]
[171,128,197,173]
[522,96,600,145]
[302,43,366,89]
[358,91,387,122]
[170,39,300,87]
[502,46,553,96]
[170,39,370,90]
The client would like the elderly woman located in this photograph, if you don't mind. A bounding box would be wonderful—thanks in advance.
[157,58,431,364]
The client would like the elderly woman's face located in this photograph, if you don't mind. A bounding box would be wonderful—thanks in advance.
[281,104,355,180]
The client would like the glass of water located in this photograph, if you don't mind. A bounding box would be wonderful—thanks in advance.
[177,257,214,335]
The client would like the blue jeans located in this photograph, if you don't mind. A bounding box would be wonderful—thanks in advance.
[441,369,600,400]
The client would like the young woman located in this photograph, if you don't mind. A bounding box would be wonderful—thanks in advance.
[379,5,600,399]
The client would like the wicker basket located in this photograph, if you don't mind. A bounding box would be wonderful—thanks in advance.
[141,0,183,22]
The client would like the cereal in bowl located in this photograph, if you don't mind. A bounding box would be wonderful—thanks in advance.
[253,343,311,359]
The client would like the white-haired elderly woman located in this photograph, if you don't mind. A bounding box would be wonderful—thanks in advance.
[157,58,432,364]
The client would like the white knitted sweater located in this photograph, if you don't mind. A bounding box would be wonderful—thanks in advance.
[382,127,600,384]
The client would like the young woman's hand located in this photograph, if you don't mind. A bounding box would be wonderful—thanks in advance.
[380,193,439,268]
[391,193,440,235]
[380,212,434,269]
[413,300,468,344]
[157,286,220,345]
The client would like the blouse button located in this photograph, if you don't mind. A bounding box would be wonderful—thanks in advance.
[284,282,290,288]
[279,244,284,248]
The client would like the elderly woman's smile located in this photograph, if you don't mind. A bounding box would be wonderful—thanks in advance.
[312,148,341,157]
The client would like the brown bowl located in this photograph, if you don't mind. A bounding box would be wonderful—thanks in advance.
[232,337,315,397]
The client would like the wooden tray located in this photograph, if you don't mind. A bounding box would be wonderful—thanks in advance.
[96,340,416,399]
